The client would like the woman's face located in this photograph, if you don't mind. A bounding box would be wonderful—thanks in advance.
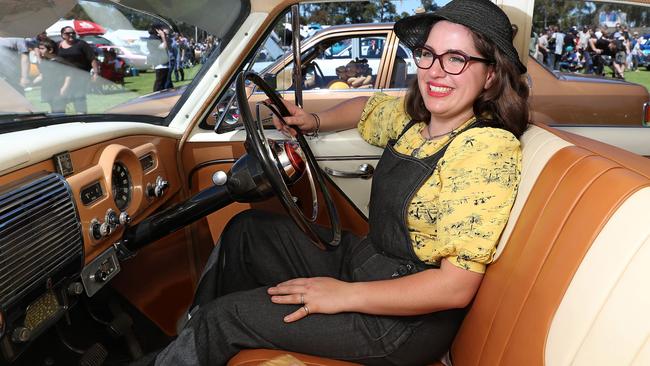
[417,21,494,123]
[61,27,76,42]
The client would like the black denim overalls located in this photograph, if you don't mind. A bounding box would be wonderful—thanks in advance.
[151,120,485,366]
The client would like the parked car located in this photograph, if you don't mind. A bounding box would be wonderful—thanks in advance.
[0,1,648,366]
[98,45,149,71]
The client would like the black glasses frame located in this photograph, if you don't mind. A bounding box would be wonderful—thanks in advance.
[413,46,493,75]
[63,32,76,36]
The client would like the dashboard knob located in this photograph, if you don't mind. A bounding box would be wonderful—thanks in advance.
[91,269,109,283]
[154,176,169,198]
[119,212,131,225]
[212,171,228,186]
[99,222,111,237]
[106,209,119,228]
[11,327,30,343]
[90,219,102,241]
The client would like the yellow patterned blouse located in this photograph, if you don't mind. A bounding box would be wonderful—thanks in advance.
[358,93,521,273]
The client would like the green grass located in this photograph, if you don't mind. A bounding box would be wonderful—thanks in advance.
[25,65,202,114]
[616,67,650,89]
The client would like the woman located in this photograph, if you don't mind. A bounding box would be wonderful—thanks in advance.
[56,26,99,113]
[147,0,529,365]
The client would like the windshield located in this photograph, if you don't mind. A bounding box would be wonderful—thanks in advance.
[0,0,249,125]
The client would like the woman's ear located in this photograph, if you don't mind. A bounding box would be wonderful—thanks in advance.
[484,66,496,90]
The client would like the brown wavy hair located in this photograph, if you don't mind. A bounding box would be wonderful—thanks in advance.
[404,28,530,138]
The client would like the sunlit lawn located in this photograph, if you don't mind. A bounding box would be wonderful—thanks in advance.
[618,67,650,88]
[25,65,201,114]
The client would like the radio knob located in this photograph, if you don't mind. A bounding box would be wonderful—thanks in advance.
[99,222,111,237]
[90,219,102,240]
[119,212,131,225]
[106,209,119,228]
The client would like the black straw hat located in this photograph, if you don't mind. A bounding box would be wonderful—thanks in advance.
[394,0,526,74]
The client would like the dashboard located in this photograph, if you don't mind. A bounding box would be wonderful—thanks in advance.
[64,136,181,263]
[0,134,181,361]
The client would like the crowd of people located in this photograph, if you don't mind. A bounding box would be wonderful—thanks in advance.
[147,26,220,92]
[0,24,221,114]
[0,27,98,114]
[531,23,645,79]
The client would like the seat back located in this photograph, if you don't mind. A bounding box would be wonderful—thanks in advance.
[450,124,650,366]
[229,124,650,366]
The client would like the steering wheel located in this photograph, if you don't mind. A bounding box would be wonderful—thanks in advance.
[235,71,341,250]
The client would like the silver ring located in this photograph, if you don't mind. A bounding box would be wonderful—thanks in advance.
[303,305,310,315]
[300,294,304,305]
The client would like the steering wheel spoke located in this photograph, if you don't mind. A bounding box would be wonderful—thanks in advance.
[235,71,341,249]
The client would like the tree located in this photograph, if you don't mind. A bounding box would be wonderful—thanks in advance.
[378,0,398,22]
[301,1,397,25]
[421,0,439,12]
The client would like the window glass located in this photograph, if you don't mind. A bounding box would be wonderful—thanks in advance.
[0,0,249,125]
[389,42,417,88]
[530,0,650,126]
[272,35,387,92]
[210,0,422,133]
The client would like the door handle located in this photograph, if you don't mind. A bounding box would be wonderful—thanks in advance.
[324,164,374,179]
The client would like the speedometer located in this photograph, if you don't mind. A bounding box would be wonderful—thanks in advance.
[112,162,131,210]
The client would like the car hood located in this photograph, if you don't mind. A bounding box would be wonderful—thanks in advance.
[555,71,636,85]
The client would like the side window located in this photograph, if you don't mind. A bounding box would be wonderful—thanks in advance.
[530,0,650,126]
[273,35,387,92]
[389,42,416,89]
[210,12,292,130]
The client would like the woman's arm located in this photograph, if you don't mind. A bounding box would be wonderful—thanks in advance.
[272,96,369,134]
[268,259,483,322]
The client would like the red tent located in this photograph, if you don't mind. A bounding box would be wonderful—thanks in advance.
[46,19,106,36]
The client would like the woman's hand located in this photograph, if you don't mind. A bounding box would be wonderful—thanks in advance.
[267,277,356,322]
[270,99,318,136]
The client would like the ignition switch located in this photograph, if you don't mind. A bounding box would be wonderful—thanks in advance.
[147,176,169,198]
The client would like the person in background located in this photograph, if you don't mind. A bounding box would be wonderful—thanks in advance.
[578,26,592,73]
[537,28,550,64]
[552,26,565,70]
[171,33,184,82]
[33,38,68,113]
[147,23,171,92]
[611,34,628,79]
[630,32,642,71]
[56,26,98,114]
[0,37,35,94]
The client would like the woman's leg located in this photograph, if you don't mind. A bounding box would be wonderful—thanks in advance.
[155,286,422,366]
[192,209,357,308]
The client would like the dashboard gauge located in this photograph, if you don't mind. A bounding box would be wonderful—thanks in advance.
[112,162,131,210]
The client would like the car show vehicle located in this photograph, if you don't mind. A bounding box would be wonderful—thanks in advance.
[98,45,149,72]
[0,0,648,365]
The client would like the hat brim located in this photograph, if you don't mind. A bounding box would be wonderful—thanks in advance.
[394,12,527,74]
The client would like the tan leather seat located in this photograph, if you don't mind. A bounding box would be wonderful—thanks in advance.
[229,124,650,366]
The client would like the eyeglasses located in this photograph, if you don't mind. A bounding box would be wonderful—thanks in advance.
[63,32,76,36]
[413,46,493,75]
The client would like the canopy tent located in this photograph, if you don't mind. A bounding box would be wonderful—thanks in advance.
[46,19,106,37]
